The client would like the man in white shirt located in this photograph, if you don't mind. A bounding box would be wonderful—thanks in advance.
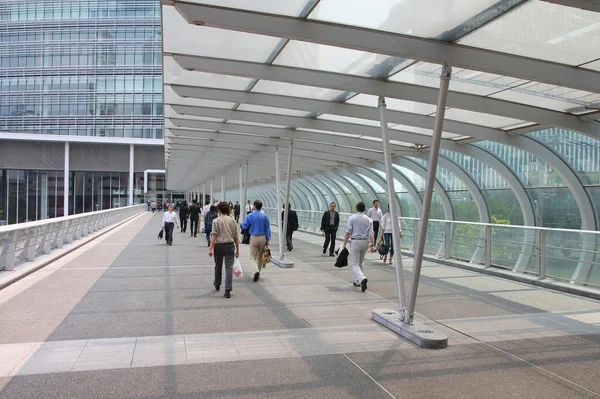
[161,204,179,246]
[366,200,383,243]
[343,202,375,292]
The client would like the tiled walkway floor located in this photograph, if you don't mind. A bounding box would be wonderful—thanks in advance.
[0,212,599,398]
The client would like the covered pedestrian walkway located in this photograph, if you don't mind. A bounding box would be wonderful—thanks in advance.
[1,212,600,398]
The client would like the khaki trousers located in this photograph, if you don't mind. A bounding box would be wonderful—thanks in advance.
[350,239,369,284]
[249,235,267,273]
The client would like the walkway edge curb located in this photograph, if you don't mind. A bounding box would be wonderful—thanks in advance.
[0,212,146,291]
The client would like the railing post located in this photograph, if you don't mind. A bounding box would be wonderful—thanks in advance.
[412,219,419,251]
[56,221,66,248]
[4,231,19,271]
[538,229,547,280]
[484,225,492,268]
[444,222,451,259]
[25,227,37,262]
[42,224,52,254]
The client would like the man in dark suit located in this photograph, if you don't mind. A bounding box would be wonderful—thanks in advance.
[233,201,241,223]
[189,199,201,237]
[321,202,340,256]
[179,201,189,233]
[281,204,299,251]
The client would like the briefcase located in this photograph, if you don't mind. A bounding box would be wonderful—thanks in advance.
[157,229,163,239]
[263,248,272,264]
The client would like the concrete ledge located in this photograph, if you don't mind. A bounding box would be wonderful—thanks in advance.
[271,257,295,268]
[372,309,448,349]
[0,212,145,291]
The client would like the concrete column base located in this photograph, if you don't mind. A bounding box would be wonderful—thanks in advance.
[372,308,448,349]
[271,257,294,268]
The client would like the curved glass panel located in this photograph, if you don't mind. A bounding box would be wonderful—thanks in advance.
[370,168,409,193]
[440,150,508,189]
[482,189,524,226]
[474,142,565,187]
[398,192,418,218]
[528,128,600,186]
[337,173,369,194]
[447,191,478,222]
[394,165,425,191]
[527,188,581,229]
[405,157,468,191]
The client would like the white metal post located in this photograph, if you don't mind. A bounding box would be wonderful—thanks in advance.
[129,144,134,205]
[222,173,226,202]
[275,149,283,257]
[239,165,243,223]
[242,161,249,224]
[210,179,214,203]
[281,140,294,261]
[202,183,206,206]
[64,142,70,217]
[378,96,408,318]
[405,64,452,324]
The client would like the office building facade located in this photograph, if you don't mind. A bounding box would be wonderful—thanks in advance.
[0,0,168,225]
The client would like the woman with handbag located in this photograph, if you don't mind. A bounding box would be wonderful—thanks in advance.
[381,206,402,264]
[208,202,240,299]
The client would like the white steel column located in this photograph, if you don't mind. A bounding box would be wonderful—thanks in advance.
[222,173,226,202]
[242,161,249,224]
[129,144,134,205]
[275,149,283,258]
[239,165,243,222]
[210,179,214,203]
[405,64,452,324]
[64,142,70,216]
[378,96,408,317]
[202,183,206,206]
[280,140,294,263]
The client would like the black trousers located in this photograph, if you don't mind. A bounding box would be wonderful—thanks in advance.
[214,242,235,291]
[373,221,380,242]
[164,222,174,244]
[190,217,199,236]
[180,216,187,233]
[323,226,337,255]
[286,229,294,250]
[234,213,240,222]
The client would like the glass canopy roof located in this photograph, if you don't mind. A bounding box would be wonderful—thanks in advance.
[161,0,600,191]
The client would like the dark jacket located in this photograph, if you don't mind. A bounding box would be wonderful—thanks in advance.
[281,209,299,232]
[321,210,340,231]
[204,211,218,233]
[189,204,201,220]
[334,247,349,268]
[179,205,189,219]
[234,204,241,216]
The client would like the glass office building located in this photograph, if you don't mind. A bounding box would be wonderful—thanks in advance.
[0,0,168,225]
[0,0,163,138]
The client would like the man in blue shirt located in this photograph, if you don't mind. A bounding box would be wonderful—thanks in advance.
[241,200,271,282]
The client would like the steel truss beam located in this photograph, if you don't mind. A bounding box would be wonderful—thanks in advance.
[173,3,600,93]
[169,84,502,141]
[169,55,600,139]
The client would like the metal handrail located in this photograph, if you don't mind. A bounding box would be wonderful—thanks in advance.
[0,204,145,272]
[263,207,600,288]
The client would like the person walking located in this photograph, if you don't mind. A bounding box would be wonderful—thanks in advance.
[208,202,240,299]
[320,202,340,257]
[151,201,156,213]
[233,201,241,223]
[366,200,383,243]
[161,204,179,246]
[188,199,201,237]
[241,200,271,282]
[179,201,189,233]
[342,202,375,292]
[381,206,403,265]
[245,200,252,215]
[204,205,218,246]
[147,200,151,212]
[281,203,298,251]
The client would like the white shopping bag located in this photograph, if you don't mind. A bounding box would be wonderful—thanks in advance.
[233,258,244,278]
